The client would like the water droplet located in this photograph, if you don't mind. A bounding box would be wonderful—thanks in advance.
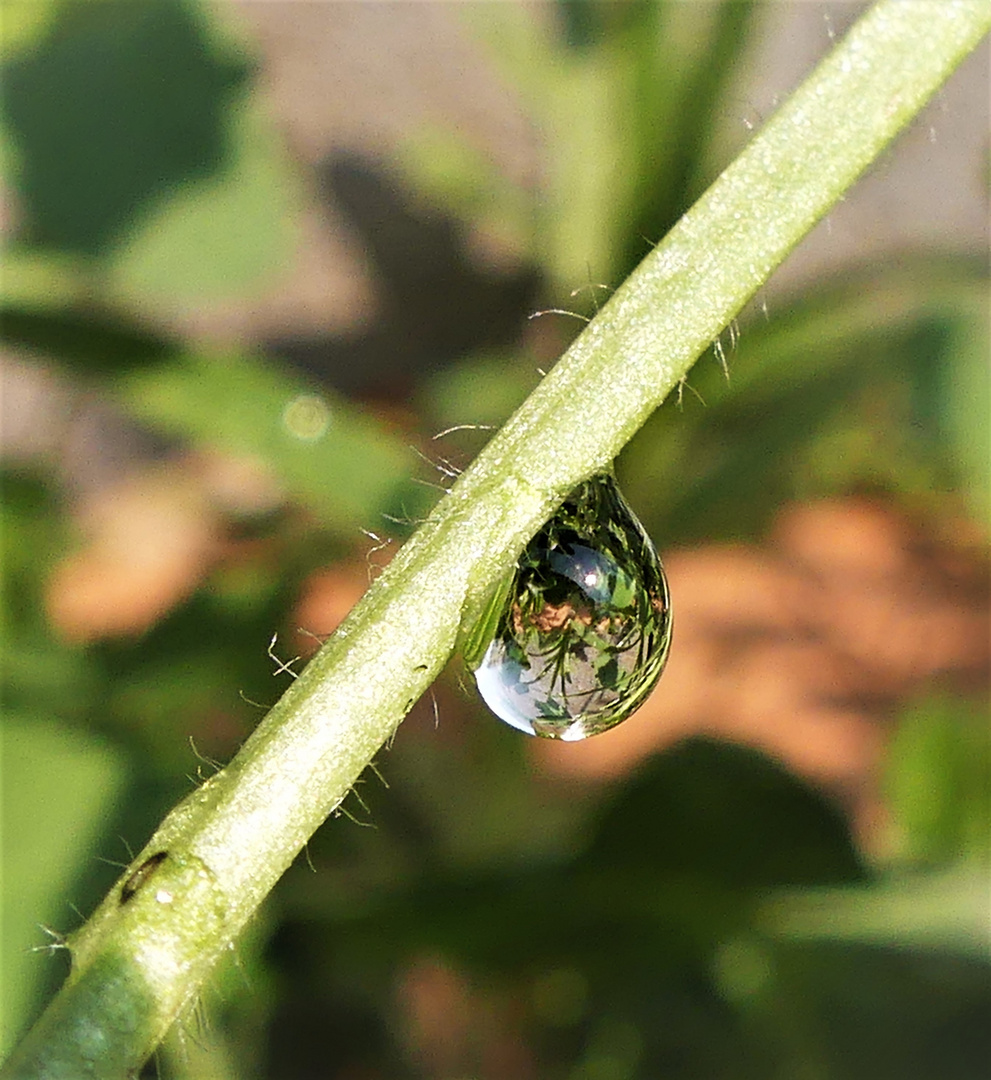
[472,474,672,740]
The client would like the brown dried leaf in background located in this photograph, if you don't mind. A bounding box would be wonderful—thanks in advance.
[46,463,221,642]
[292,561,371,656]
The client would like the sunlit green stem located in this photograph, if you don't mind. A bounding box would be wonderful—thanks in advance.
[4,3,988,1077]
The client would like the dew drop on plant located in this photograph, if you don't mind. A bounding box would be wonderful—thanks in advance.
[471,474,672,740]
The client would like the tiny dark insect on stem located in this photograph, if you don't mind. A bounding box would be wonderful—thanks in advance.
[120,851,169,904]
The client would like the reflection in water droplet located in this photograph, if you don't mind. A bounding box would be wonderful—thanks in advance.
[472,474,672,740]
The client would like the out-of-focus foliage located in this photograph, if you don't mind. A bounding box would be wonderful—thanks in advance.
[1,2,987,1077]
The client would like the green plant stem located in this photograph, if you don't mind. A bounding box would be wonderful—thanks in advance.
[5,2,988,1076]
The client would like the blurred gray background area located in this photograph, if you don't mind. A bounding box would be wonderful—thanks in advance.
[174,0,991,338]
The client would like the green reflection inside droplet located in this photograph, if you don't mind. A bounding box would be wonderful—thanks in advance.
[472,473,672,740]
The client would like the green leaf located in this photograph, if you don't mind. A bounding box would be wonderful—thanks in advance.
[885,695,991,867]
[0,0,250,256]
[461,573,514,670]
[762,868,991,961]
[116,350,417,533]
[0,307,177,376]
[106,101,299,304]
[0,716,128,1057]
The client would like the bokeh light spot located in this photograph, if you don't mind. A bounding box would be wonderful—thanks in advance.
[282,393,331,442]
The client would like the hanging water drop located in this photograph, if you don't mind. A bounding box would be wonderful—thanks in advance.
[471,473,672,740]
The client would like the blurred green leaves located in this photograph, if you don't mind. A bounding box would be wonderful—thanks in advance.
[2,0,248,257]
[0,716,127,1058]
[0,307,178,375]
[886,695,990,868]
[0,305,420,531]
[405,2,758,289]
[620,259,991,546]
[0,0,420,536]
[1,0,987,1076]
[116,349,417,533]
[755,689,990,995]
[270,738,987,1079]
[1,5,297,309]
